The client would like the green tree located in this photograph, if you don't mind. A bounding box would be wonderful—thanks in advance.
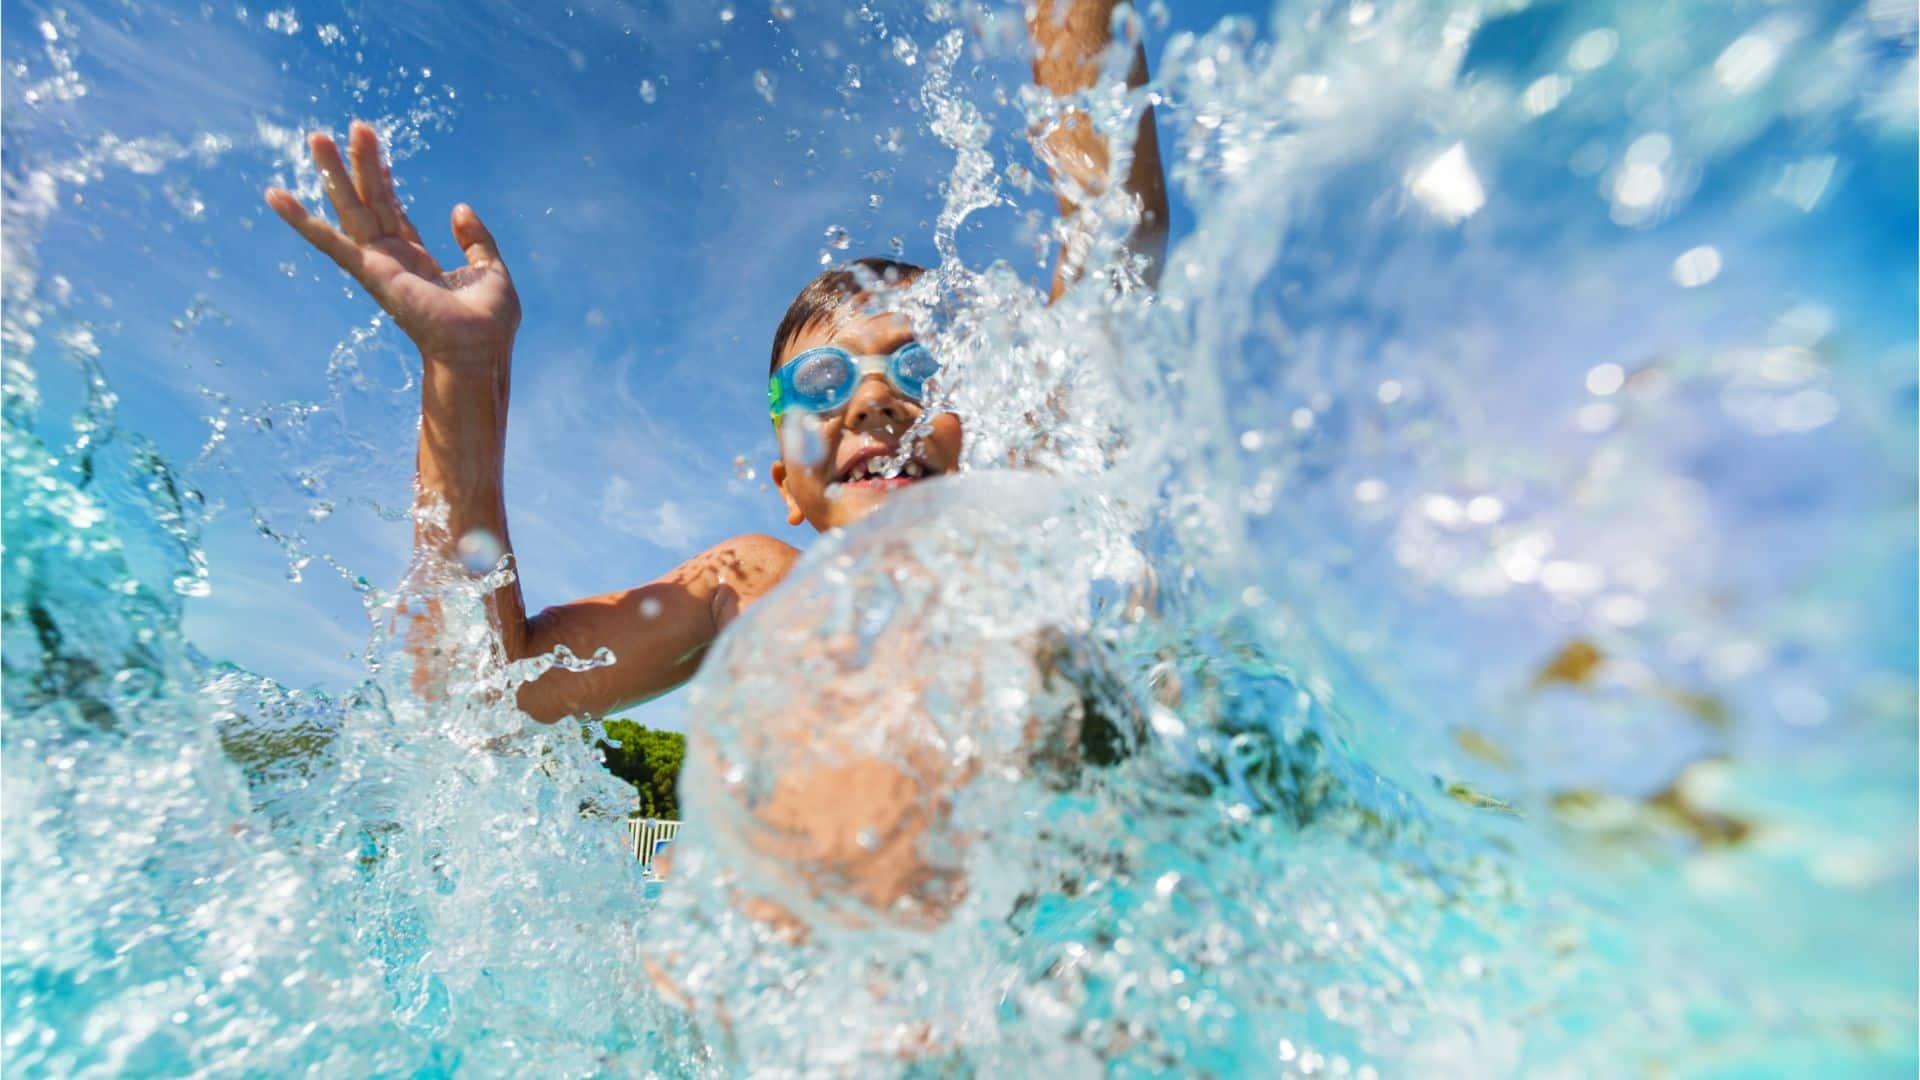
[594,719,685,820]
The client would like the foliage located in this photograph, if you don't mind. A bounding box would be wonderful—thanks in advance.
[594,718,685,820]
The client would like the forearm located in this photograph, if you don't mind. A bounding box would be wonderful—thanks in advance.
[411,345,532,662]
[1030,0,1169,298]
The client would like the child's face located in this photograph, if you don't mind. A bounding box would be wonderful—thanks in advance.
[769,307,964,532]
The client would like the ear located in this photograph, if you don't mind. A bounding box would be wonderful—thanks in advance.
[770,459,805,526]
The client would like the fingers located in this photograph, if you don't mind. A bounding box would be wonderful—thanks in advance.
[309,131,381,242]
[347,121,408,238]
[451,204,506,273]
[263,188,365,276]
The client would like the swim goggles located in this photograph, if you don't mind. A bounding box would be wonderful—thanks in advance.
[768,340,940,426]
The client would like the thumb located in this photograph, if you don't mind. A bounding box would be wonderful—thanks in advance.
[451,203,506,272]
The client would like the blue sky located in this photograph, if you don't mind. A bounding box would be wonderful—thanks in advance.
[5,0,1238,729]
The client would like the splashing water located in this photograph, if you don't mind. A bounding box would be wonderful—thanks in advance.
[5,0,1915,1075]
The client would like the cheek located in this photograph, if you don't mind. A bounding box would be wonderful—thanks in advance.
[778,417,842,477]
[927,413,964,466]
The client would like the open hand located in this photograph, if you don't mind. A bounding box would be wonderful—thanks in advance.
[265,122,520,359]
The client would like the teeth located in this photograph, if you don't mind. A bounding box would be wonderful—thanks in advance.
[844,455,930,482]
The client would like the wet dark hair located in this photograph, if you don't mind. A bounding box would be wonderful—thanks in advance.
[768,257,926,375]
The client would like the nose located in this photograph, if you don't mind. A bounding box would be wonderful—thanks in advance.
[842,374,913,435]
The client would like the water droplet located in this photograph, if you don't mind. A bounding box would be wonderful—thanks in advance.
[1672,245,1722,288]
[752,69,775,104]
[1585,363,1625,396]
[638,79,657,103]
[1567,28,1619,71]
[891,37,918,66]
[732,454,757,481]
[1466,495,1505,525]
[719,4,735,21]
[639,597,662,619]
[455,529,504,574]
[1409,143,1485,224]
[823,224,850,250]
[1521,74,1571,117]
[1716,31,1781,93]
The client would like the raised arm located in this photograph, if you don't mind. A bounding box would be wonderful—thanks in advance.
[266,124,796,723]
[1029,0,1170,301]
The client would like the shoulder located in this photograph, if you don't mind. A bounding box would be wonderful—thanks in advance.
[688,533,802,631]
[675,533,802,599]
[716,532,803,569]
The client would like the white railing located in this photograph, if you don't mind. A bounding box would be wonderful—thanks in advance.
[627,817,682,872]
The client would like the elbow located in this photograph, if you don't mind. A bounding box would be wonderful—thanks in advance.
[503,612,571,724]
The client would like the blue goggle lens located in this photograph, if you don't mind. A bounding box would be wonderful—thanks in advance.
[770,341,941,423]
[889,341,938,396]
[789,350,854,409]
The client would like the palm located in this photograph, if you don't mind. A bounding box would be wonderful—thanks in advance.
[266,123,520,359]
[359,232,517,352]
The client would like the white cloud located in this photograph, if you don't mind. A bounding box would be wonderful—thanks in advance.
[602,478,702,552]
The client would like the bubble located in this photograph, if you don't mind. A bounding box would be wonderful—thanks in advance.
[1672,246,1723,288]
[1612,162,1665,212]
[1522,74,1572,117]
[455,528,504,574]
[1568,28,1619,71]
[1585,363,1626,396]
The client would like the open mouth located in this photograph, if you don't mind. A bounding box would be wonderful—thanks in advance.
[836,448,930,491]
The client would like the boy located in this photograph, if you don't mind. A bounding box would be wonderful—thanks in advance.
[264,0,1167,914]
